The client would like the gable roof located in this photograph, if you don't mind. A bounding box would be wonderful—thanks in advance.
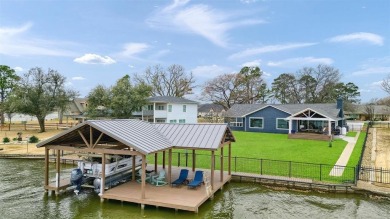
[198,103,225,113]
[148,96,198,104]
[226,103,341,120]
[37,120,235,154]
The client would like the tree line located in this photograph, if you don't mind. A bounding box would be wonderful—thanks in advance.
[1,63,389,132]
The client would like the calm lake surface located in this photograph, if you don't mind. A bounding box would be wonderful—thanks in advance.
[1,159,389,219]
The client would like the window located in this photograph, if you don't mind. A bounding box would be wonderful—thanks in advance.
[168,105,172,112]
[156,119,166,123]
[169,119,177,123]
[276,118,289,129]
[157,105,164,110]
[249,117,263,129]
[228,117,243,127]
[147,105,154,110]
[183,105,186,112]
[179,119,185,123]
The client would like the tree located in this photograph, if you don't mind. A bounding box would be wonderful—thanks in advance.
[236,66,267,104]
[0,65,20,124]
[382,74,390,95]
[272,73,298,104]
[135,64,195,97]
[12,67,77,132]
[87,75,152,118]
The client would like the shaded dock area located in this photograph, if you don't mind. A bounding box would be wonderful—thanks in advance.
[102,167,230,212]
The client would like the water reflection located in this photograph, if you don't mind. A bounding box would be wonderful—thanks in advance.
[0,159,389,219]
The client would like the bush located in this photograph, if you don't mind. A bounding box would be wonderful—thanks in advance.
[29,135,39,143]
[12,138,17,141]
[3,137,10,143]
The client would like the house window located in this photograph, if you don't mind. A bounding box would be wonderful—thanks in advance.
[179,119,185,123]
[228,117,243,127]
[183,105,186,112]
[157,105,164,110]
[249,117,263,129]
[156,119,166,123]
[147,105,154,110]
[168,105,172,112]
[169,119,177,123]
[276,118,289,130]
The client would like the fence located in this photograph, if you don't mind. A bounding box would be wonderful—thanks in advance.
[359,166,390,184]
[0,123,76,131]
[151,152,356,184]
[370,121,390,128]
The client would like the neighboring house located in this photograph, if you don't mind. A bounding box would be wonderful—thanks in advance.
[64,98,88,122]
[226,99,345,135]
[345,105,390,121]
[133,96,198,123]
[198,103,226,118]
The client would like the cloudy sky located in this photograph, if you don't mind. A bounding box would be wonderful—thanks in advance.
[0,0,389,102]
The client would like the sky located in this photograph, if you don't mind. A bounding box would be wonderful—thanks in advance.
[0,0,389,103]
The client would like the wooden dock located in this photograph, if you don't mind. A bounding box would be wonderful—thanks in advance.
[102,167,231,212]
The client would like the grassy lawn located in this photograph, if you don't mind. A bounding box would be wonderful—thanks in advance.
[346,131,366,167]
[346,131,357,137]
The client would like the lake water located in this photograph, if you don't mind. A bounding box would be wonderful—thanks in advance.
[0,159,389,219]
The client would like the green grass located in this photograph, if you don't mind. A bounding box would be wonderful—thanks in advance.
[346,131,367,167]
[346,131,357,137]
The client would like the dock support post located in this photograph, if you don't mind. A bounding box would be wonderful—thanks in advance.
[100,153,106,197]
[211,150,215,191]
[228,143,231,176]
[141,155,146,199]
[220,147,224,182]
[154,153,158,172]
[162,151,166,169]
[192,150,196,172]
[55,149,60,195]
[168,149,172,184]
[141,204,145,210]
[132,155,136,181]
[44,148,49,192]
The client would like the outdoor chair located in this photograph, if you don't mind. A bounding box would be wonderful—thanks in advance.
[187,170,203,189]
[171,169,189,187]
[151,170,167,186]
[136,169,154,183]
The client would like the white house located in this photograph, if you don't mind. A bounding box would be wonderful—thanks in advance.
[133,96,198,123]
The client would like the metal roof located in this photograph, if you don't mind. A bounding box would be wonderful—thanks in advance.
[37,120,235,154]
[154,123,235,150]
[148,96,198,104]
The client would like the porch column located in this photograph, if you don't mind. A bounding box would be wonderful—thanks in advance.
[100,153,106,197]
[154,153,158,172]
[328,120,332,135]
[44,148,49,191]
[132,155,136,181]
[228,143,231,175]
[153,102,156,123]
[211,150,215,191]
[168,149,172,184]
[192,150,196,172]
[55,150,60,195]
[288,119,293,134]
[162,151,166,169]
[141,155,146,199]
[220,146,224,182]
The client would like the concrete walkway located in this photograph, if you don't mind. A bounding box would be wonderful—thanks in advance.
[329,132,360,176]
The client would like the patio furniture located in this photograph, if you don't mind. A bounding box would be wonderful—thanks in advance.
[151,170,167,186]
[171,169,189,187]
[136,169,154,183]
[187,170,203,189]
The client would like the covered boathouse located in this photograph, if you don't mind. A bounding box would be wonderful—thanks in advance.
[36,119,236,212]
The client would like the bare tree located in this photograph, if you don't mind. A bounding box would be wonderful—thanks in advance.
[381,74,390,95]
[135,64,195,97]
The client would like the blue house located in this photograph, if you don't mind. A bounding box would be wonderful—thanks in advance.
[226,99,345,136]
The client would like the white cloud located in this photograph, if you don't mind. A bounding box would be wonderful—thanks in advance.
[119,43,149,58]
[351,67,390,76]
[0,22,78,57]
[192,64,233,79]
[13,67,24,72]
[240,0,258,3]
[351,57,390,76]
[241,59,262,67]
[370,80,383,87]
[74,53,116,65]
[147,1,265,47]
[72,76,86,81]
[267,57,333,67]
[328,32,384,46]
[229,43,317,59]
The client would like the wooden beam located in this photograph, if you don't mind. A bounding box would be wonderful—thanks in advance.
[168,149,172,184]
[45,145,143,156]
[101,153,106,196]
[44,148,49,189]
[132,155,136,181]
[192,149,196,172]
[55,150,60,195]
[141,155,146,199]
[162,151,166,169]
[78,130,90,148]
[220,146,223,182]
[228,143,231,175]
[211,150,214,191]
[154,153,158,172]
[92,132,104,148]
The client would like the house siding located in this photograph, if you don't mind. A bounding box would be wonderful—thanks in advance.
[245,106,291,134]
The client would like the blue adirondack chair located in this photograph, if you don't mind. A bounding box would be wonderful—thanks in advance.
[171,169,189,187]
[187,170,203,189]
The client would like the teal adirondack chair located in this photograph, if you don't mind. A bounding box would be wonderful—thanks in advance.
[151,170,167,186]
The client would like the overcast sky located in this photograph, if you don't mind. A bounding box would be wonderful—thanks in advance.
[0,0,389,103]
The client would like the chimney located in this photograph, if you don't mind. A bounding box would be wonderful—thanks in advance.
[336,98,343,109]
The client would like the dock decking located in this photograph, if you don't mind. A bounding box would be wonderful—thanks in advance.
[102,167,231,212]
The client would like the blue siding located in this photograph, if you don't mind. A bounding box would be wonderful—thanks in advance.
[245,106,291,134]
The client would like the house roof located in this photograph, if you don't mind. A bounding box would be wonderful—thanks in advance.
[198,103,225,113]
[226,103,341,120]
[37,119,235,154]
[148,96,198,104]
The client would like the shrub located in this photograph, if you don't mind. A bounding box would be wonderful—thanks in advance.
[29,135,39,143]
[12,138,17,141]
[3,137,10,143]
